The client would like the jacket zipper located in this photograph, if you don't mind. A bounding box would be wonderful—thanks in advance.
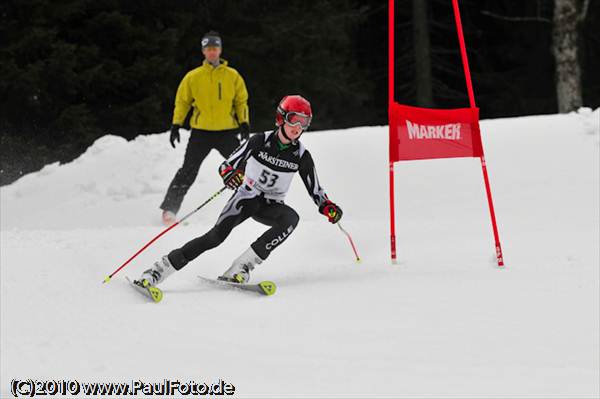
[218,82,222,100]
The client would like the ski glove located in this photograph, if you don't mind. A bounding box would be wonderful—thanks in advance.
[170,124,181,148]
[219,164,244,190]
[239,122,250,141]
[319,200,343,224]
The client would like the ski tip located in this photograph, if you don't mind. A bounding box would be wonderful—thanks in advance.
[103,276,111,284]
[258,281,277,296]
[148,287,163,303]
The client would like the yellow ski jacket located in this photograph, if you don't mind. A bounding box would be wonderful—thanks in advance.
[172,59,249,131]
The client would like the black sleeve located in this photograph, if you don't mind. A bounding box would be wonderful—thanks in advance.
[222,133,264,171]
[299,149,328,207]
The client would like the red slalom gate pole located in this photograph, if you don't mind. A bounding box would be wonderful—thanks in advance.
[452,0,504,266]
[102,186,227,283]
[388,0,398,264]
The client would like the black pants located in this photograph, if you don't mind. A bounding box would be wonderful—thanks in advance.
[160,129,240,214]
[167,188,300,270]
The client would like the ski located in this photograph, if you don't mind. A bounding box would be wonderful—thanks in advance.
[198,276,276,296]
[125,276,163,303]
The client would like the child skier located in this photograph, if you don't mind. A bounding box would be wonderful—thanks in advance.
[134,95,343,289]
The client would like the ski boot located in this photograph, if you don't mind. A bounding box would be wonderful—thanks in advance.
[131,255,177,302]
[219,247,263,284]
[135,255,176,287]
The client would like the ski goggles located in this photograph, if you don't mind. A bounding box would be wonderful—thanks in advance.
[284,112,312,129]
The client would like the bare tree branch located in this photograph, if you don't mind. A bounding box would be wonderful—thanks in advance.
[480,10,552,23]
[579,0,591,22]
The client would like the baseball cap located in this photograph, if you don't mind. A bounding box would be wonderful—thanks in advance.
[202,31,222,48]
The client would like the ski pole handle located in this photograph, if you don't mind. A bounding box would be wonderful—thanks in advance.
[102,186,227,284]
[337,222,361,263]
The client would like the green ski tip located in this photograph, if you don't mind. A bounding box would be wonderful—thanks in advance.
[148,286,163,302]
[258,281,277,296]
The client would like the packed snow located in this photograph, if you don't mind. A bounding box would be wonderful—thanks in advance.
[1,109,599,398]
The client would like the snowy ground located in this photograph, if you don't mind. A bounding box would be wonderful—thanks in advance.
[1,109,599,398]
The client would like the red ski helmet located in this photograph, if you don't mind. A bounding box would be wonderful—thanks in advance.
[275,95,312,129]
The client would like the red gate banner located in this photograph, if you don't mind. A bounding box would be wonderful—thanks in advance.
[390,103,484,162]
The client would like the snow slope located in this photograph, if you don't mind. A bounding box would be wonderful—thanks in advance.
[1,109,599,398]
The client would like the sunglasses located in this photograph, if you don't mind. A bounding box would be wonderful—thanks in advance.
[285,112,312,129]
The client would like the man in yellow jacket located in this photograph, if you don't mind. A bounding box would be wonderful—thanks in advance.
[160,31,250,224]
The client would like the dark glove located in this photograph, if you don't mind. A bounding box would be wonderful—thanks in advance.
[169,124,181,149]
[319,200,343,224]
[219,163,244,190]
[239,122,250,141]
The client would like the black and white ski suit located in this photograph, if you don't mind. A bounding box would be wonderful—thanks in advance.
[167,130,330,270]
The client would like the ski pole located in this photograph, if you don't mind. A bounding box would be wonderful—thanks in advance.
[102,186,228,284]
[337,222,361,263]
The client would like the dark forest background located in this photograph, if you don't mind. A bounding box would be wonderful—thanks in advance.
[1,0,599,186]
